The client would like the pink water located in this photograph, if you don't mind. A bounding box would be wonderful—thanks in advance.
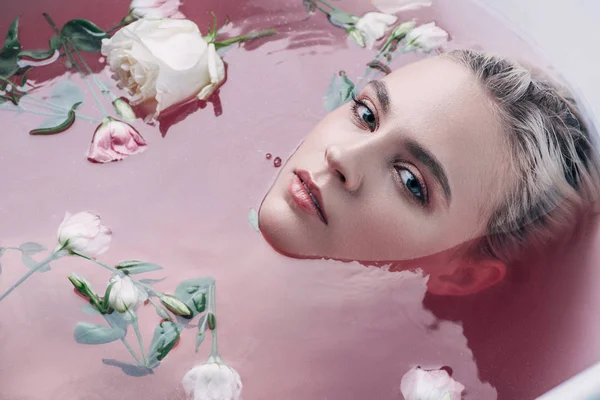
[1,0,600,399]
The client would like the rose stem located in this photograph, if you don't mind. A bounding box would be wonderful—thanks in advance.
[214,29,277,49]
[0,252,61,302]
[103,314,144,365]
[130,311,148,365]
[62,42,109,117]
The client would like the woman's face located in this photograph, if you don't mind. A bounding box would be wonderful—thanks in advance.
[259,57,509,261]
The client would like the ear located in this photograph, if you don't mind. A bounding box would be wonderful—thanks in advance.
[426,258,506,296]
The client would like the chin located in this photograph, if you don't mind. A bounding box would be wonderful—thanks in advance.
[258,196,317,259]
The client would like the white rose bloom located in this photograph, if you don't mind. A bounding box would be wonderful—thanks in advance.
[130,0,184,19]
[372,0,432,14]
[182,355,242,400]
[405,22,449,52]
[101,19,225,121]
[400,367,465,400]
[108,274,141,313]
[354,12,398,49]
[57,212,112,257]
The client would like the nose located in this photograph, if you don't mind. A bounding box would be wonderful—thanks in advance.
[325,145,363,192]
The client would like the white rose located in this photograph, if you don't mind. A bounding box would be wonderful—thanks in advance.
[405,22,449,52]
[108,274,142,313]
[101,19,225,121]
[57,212,112,257]
[182,355,242,400]
[130,0,184,19]
[372,0,432,14]
[355,12,398,49]
[400,367,465,400]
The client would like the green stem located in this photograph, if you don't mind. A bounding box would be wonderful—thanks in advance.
[209,284,218,357]
[68,41,117,102]
[131,312,148,365]
[62,41,109,117]
[72,252,117,273]
[42,13,61,35]
[214,29,276,49]
[148,297,171,318]
[0,252,61,302]
[103,314,143,365]
[314,0,336,10]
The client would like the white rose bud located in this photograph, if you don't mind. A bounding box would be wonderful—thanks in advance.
[57,212,112,257]
[107,274,141,313]
[182,355,242,400]
[405,22,449,52]
[400,367,465,400]
[354,12,398,49]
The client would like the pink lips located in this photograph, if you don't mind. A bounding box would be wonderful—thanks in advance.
[288,169,328,225]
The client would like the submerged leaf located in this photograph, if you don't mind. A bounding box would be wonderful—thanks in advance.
[74,322,125,345]
[324,72,355,112]
[61,19,108,52]
[116,260,163,275]
[21,253,51,272]
[29,101,80,135]
[19,242,46,255]
[147,320,181,365]
[47,80,85,109]
[81,303,101,315]
[248,208,259,232]
[174,278,214,318]
[102,359,153,377]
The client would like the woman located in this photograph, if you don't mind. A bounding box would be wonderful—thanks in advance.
[259,49,600,295]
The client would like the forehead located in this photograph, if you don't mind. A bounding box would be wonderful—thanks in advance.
[380,57,510,224]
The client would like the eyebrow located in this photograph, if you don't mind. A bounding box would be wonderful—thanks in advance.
[405,139,452,205]
[367,80,390,115]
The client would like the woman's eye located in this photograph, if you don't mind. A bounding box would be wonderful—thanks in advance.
[397,167,427,203]
[351,94,377,132]
[356,105,376,131]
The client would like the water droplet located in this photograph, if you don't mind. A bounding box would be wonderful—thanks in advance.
[265,153,272,160]
[273,157,282,168]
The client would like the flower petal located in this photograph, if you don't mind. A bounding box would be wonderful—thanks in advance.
[372,0,432,14]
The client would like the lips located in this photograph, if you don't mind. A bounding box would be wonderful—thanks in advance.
[291,169,328,225]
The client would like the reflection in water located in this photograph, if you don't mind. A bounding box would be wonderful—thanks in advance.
[1,0,599,399]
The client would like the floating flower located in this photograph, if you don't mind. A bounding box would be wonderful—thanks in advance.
[404,22,449,52]
[86,117,147,163]
[130,0,185,19]
[57,212,112,257]
[107,274,141,313]
[372,0,432,14]
[354,12,398,49]
[101,19,226,121]
[182,355,242,400]
[400,367,465,400]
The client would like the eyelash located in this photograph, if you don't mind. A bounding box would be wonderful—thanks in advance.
[351,93,378,132]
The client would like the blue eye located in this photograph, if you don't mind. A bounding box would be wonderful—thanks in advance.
[351,94,377,131]
[397,167,427,203]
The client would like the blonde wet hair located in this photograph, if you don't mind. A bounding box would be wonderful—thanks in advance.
[445,49,600,264]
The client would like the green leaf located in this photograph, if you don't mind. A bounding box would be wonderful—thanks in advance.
[81,303,101,315]
[74,322,125,345]
[147,321,181,365]
[19,242,46,255]
[154,305,171,320]
[102,359,153,377]
[50,35,62,51]
[116,260,163,275]
[20,48,55,60]
[324,72,355,112]
[248,208,259,232]
[102,282,115,312]
[19,66,32,87]
[207,313,216,330]
[195,314,207,352]
[21,253,51,272]
[328,10,358,28]
[29,101,80,135]
[174,278,214,318]
[61,19,108,52]
[4,17,21,51]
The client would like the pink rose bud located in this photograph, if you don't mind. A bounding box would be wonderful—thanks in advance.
[86,117,147,163]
